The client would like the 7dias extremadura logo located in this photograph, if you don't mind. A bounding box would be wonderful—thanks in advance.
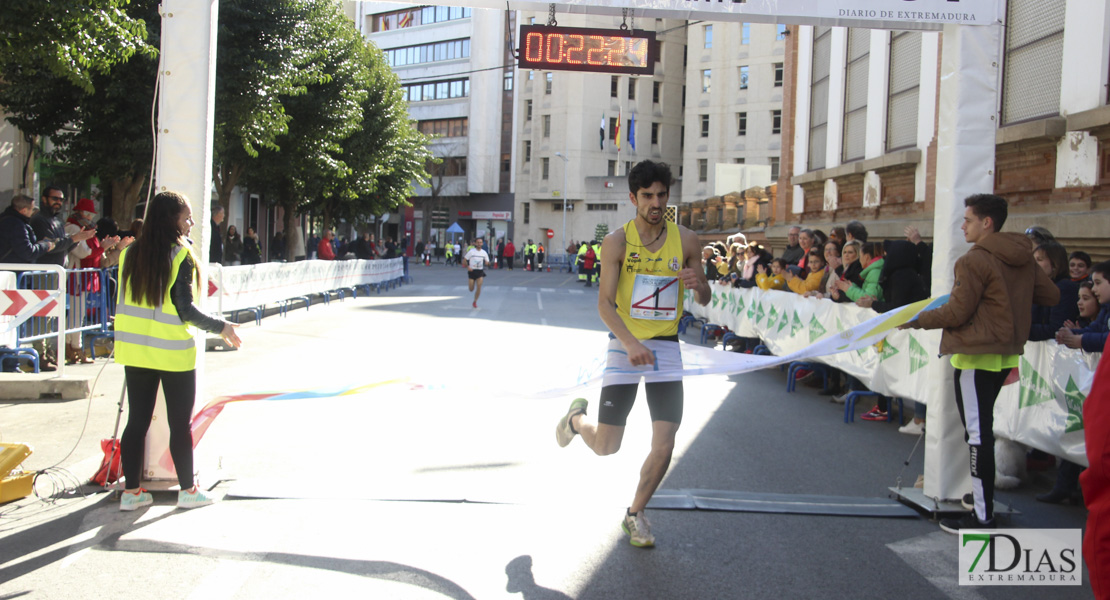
[958,529,1081,586]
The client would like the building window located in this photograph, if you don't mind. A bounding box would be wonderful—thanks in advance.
[523,202,530,224]
[737,112,747,136]
[777,24,788,40]
[682,85,686,108]
[402,78,469,102]
[524,140,531,162]
[373,6,471,32]
[607,160,616,176]
[503,72,513,91]
[700,114,709,137]
[735,158,745,164]
[701,69,711,93]
[428,156,468,176]
[809,26,832,171]
[542,115,551,137]
[384,39,470,68]
[417,117,469,137]
[774,63,784,87]
[545,72,553,94]
[843,28,870,162]
[651,122,659,144]
[552,202,574,211]
[704,25,713,49]
[739,66,749,90]
[525,100,532,121]
[542,157,550,179]
[588,203,618,211]
[609,117,618,139]
[1001,0,1065,125]
[770,157,780,180]
[502,153,511,172]
[628,78,636,100]
[741,23,750,45]
[698,159,708,182]
[887,31,921,151]
[653,81,661,104]
[772,110,782,134]
[611,76,619,97]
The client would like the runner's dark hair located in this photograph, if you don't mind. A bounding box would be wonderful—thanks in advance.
[628,160,675,194]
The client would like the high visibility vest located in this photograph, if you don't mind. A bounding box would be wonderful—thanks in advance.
[114,245,198,372]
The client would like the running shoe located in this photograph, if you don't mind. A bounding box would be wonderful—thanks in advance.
[898,420,925,435]
[472,301,477,308]
[621,510,655,548]
[177,486,214,509]
[940,513,994,534]
[860,407,888,421]
[555,398,588,447]
[120,488,153,511]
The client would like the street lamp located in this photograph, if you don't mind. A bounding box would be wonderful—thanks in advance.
[554,151,569,261]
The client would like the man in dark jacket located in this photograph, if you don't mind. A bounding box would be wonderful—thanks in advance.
[857,240,928,313]
[0,195,55,263]
[901,194,1058,533]
[31,186,94,266]
[210,205,225,264]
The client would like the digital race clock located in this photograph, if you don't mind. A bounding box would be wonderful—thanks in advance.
[517,25,657,75]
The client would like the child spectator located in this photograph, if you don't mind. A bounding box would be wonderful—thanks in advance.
[1029,241,1080,341]
[857,240,928,313]
[1056,260,1110,351]
[836,241,884,303]
[756,258,788,291]
[738,243,770,288]
[1070,250,1092,282]
[809,241,842,299]
[786,247,826,294]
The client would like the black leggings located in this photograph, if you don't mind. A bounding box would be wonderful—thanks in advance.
[121,366,197,489]
[953,368,1010,522]
[598,380,683,426]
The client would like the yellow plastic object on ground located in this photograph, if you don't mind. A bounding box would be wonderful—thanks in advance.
[0,443,34,503]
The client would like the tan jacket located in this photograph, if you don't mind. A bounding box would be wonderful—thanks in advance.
[904,231,1059,356]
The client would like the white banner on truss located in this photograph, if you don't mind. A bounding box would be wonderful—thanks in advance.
[380,0,1002,28]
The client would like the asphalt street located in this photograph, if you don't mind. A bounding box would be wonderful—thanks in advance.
[0,260,1094,599]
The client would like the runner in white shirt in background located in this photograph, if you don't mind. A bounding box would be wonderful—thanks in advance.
[464,238,490,308]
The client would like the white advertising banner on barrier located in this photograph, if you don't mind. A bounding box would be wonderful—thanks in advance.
[210,259,404,312]
[686,286,1098,464]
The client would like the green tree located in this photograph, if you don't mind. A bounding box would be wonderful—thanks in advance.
[212,0,329,213]
[243,0,370,259]
[312,38,431,234]
[0,0,153,93]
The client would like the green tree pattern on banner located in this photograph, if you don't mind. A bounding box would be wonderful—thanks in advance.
[1064,376,1086,433]
[909,335,929,375]
[767,306,779,330]
[790,311,802,336]
[879,341,899,362]
[755,302,765,323]
[1018,357,1054,408]
[808,315,827,343]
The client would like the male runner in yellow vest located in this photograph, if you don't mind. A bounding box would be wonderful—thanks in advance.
[554,160,710,548]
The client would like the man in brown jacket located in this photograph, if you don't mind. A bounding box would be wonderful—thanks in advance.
[901,194,1059,533]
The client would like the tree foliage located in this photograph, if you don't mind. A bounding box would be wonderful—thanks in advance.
[0,0,154,93]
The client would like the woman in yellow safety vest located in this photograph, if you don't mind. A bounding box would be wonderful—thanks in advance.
[115,191,242,511]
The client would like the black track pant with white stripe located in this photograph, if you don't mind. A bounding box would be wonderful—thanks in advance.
[953,367,1011,523]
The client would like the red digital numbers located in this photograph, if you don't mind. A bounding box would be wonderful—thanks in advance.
[518,25,655,75]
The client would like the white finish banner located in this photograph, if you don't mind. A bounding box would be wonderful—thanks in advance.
[686,286,1098,464]
[209,259,404,312]
[385,0,1002,28]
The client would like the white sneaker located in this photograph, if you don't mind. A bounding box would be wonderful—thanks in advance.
[898,420,925,436]
[621,510,655,548]
[177,486,214,509]
[120,489,153,511]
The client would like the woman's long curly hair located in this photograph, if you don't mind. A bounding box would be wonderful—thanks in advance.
[121,191,197,306]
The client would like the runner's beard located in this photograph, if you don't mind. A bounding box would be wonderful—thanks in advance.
[641,206,664,225]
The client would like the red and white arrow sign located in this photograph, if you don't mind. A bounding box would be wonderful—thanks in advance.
[1,289,57,317]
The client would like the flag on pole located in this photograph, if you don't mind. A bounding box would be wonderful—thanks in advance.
[615,107,622,151]
[599,115,605,150]
[629,113,636,152]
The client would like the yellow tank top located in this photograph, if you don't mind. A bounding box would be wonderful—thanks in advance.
[616,220,684,339]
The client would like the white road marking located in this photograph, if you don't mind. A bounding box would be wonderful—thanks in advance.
[536,292,543,311]
[541,318,549,326]
[512,287,527,292]
[541,288,556,293]
[888,531,988,600]
[569,290,584,295]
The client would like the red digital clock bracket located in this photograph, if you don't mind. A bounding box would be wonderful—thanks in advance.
[517,25,657,76]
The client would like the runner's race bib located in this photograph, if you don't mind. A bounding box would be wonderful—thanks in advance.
[629,274,679,320]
